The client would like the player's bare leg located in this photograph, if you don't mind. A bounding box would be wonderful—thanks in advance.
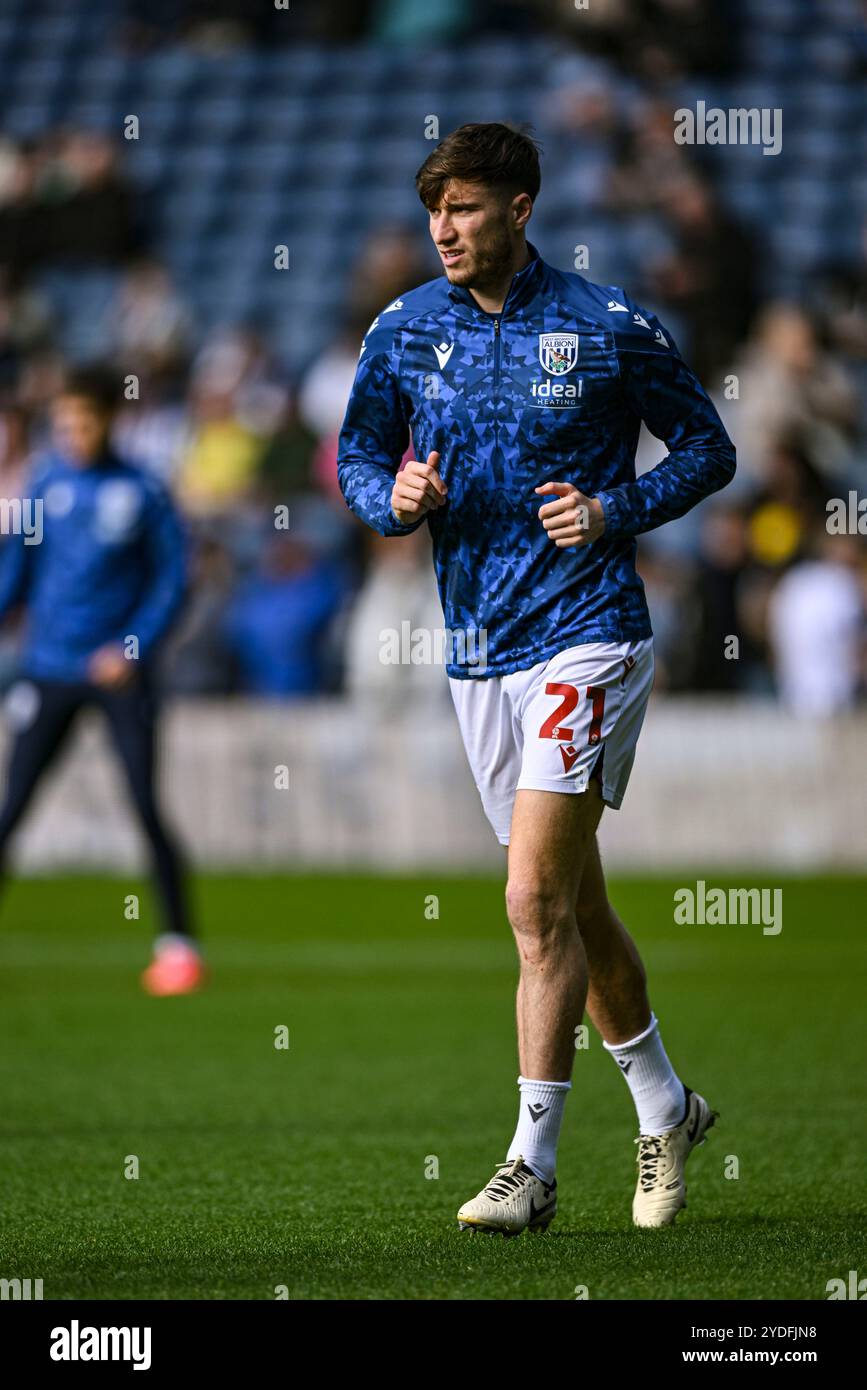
[457,784,601,1235]
[507,784,603,1079]
[576,832,718,1226]
[574,828,651,1043]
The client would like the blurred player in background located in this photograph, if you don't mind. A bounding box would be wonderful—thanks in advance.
[0,368,203,996]
[339,124,736,1235]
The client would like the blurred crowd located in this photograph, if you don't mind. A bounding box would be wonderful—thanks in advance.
[119,0,737,72]
[1,23,866,715]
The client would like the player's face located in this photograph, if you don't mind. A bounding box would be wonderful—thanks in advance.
[428,180,517,289]
[51,396,111,464]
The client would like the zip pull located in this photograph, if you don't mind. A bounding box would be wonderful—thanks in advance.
[494,318,500,335]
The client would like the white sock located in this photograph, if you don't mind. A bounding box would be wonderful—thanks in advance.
[506,1076,571,1184]
[603,1014,686,1134]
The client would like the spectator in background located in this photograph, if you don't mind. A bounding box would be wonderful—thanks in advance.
[605,97,698,218]
[812,212,867,362]
[745,436,829,573]
[223,531,345,696]
[0,401,35,500]
[601,111,759,378]
[256,395,319,503]
[623,0,735,79]
[177,326,287,519]
[810,212,867,443]
[298,322,365,444]
[683,504,764,693]
[548,0,735,78]
[548,67,632,216]
[768,534,866,716]
[344,529,446,704]
[162,535,237,695]
[723,303,859,489]
[346,224,435,331]
[300,227,432,443]
[633,544,695,691]
[100,259,193,380]
[106,260,194,488]
[112,365,192,487]
[189,324,287,436]
[0,138,43,286]
[647,175,759,384]
[178,380,263,516]
[11,348,67,431]
[34,129,142,267]
[0,270,54,393]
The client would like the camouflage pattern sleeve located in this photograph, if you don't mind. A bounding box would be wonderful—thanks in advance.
[595,301,736,541]
[337,337,424,538]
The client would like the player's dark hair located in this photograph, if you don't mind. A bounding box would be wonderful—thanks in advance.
[59,365,121,416]
[415,122,542,209]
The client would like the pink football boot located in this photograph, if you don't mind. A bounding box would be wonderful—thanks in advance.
[141,937,207,996]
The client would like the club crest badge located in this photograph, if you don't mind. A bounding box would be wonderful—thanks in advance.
[538,332,579,375]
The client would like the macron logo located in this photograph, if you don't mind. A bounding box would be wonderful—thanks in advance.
[50,1321,152,1371]
[607,299,628,312]
[559,744,580,773]
[433,341,454,370]
[632,311,650,330]
[383,298,403,313]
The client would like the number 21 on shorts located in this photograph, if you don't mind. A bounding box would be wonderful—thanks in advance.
[539,683,606,746]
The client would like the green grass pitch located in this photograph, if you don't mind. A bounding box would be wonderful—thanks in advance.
[1,872,864,1300]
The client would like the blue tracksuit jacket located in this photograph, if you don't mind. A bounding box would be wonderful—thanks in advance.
[337,242,736,678]
[0,450,188,682]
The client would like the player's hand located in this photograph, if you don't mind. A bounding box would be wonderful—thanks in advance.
[88,645,135,689]
[391,451,447,526]
[535,481,605,549]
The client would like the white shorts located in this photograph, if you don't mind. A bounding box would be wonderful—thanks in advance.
[449,638,654,845]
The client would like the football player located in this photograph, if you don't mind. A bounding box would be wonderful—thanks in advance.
[0,368,203,996]
[338,124,733,1234]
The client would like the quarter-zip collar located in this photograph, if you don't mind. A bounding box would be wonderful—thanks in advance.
[446,241,546,319]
